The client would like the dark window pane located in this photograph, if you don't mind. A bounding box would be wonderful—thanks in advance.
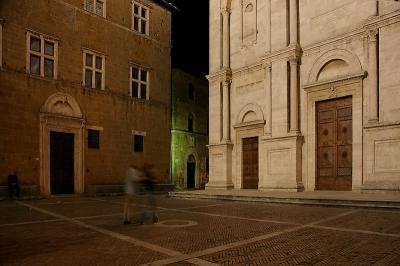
[85,69,92,88]
[95,0,103,16]
[141,20,146,34]
[30,36,41,52]
[140,70,147,82]
[44,41,54,56]
[188,114,194,132]
[95,72,102,89]
[95,56,102,70]
[189,84,195,100]
[30,55,40,75]
[85,54,93,67]
[134,17,139,31]
[88,129,100,149]
[141,8,147,18]
[131,82,138,98]
[44,59,54,78]
[134,5,139,15]
[132,67,138,80]
[134,135,144,152]
[140,84,147,99]
[85,0,94,12]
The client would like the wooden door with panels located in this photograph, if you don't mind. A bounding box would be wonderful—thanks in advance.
[242,137,259,189]
[316,96,352,191]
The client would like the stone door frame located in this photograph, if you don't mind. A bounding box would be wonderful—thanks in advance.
[234,121,264,189]
[303,73,365,191]
[39,93,85,196]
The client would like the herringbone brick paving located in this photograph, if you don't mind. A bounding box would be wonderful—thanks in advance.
[0,196,399,265]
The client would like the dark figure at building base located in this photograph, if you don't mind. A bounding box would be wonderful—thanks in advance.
[8,170,20,199]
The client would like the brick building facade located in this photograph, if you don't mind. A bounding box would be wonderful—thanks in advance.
[0,0,172,196]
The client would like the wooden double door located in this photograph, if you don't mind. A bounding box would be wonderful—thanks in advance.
[316,97,352,191]
[242,137,259,189]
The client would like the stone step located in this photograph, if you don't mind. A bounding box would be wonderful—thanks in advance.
[168,190,400,209]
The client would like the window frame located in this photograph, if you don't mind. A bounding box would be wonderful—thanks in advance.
[132,1,149,35]
[84,0,106,17]
[87,128,100,149]
[130,64,149,100]
[26,32,58,79]
[132,130,146,153]
[83,49,105,90]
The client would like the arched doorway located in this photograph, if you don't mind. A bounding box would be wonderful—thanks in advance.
[187,155,196,189]
[40,93,85,196]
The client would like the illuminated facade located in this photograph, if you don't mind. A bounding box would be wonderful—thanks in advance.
[207,0,400,192]
[171,69,209,189]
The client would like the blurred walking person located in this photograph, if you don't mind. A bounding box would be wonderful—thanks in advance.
[140,164,159,223]
[123,165,143,224]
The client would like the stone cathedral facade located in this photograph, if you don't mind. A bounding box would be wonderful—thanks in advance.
[207,0,400,192]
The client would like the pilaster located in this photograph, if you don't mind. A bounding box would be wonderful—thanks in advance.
[260,135,303,192]
[206,142,234,190]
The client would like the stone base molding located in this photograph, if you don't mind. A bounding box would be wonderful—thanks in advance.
[259,135,304,192]
[363,124,400,192]
[206,143,234,190]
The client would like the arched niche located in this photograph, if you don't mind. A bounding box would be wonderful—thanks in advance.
[236,103,264,125]
[307,49,362,84]
[41,92,82,118]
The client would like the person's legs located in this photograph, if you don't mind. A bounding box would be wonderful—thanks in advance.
[123,195,132,224]
[15,185,20,198]
[8,184,13,199]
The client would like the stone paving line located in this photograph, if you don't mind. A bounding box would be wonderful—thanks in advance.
[0,212,122,227]
[15,201,219,266]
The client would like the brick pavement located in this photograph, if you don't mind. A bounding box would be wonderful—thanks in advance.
[0,196,399,265]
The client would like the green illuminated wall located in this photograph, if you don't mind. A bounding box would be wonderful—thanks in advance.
[171,69,209,189]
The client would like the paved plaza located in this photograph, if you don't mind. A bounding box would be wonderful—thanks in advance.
[1,196,400,265]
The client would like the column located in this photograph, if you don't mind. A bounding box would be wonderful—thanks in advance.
[222,8,231,68]
[266,0,271,53]
[290,0,298,45]
[264,64,272,136]
[222,80,231,141]
[368,29,379,122]
[290,57,299,133]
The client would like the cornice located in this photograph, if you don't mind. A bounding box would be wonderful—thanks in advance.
[364,10,400,30]
[206,67,232,82]
[261,43,302,63]
[302,71,367,91]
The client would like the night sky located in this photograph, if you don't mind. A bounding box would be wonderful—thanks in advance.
[169,0,209,79]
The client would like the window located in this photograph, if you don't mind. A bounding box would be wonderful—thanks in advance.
[133,135,144,152]
[88,129,100,149]
[84,0,105,17]
[132,2,149,35]
[132,130,146,153]
[83,51,104,90]
[188,114,194,133]
[27,32,57,79]
[0,19,3,69]
[130,65,148,99]
[188,83,195,100]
